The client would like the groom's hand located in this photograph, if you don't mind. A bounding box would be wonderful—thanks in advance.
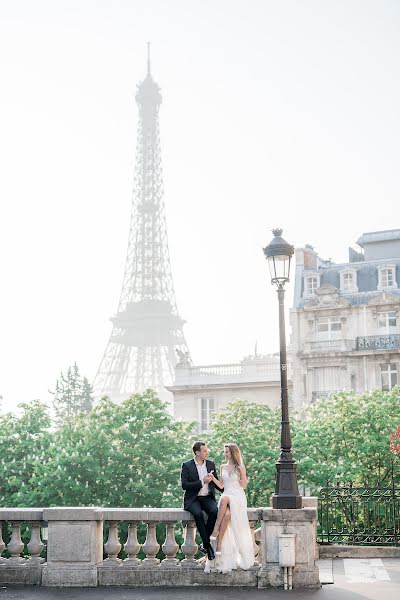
[203,473,213,484]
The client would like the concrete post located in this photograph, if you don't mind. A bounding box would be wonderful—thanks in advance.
[41,507,103,587]
[258,507,320,589]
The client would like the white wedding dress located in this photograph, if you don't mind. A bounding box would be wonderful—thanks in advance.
[204,464,255,573]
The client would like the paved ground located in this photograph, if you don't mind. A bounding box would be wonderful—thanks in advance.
[1,559,400,600]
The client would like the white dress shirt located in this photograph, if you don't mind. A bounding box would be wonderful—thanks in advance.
[194,457,209,496]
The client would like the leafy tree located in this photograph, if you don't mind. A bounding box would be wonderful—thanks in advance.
[0,399,51,506]
[292,387,400,492]
[390,426,400,456]
[207,399,281,506]
[50,363,94,423]
[22,390,194,508]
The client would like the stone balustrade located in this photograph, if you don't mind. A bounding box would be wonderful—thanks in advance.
[0,502,320,589]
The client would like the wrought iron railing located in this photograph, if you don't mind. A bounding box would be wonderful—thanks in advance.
[357,334,400,351]
[318,481,400,545]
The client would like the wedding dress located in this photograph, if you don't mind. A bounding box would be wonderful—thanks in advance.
[204,464,255,573]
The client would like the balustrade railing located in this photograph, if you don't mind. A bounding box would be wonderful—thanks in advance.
[100,508,261,567]
[0,507,261,584]
[0,504,320,588]
[0,509,46,563]
[357,334,400,351]
[304,339,355,353]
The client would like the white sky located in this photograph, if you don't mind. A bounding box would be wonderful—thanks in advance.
[1,0,399,412]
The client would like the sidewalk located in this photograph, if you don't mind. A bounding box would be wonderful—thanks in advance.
[1,559,400,600]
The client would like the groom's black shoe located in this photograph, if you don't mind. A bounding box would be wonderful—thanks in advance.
[198,545,207,555]
[206,545,215,561]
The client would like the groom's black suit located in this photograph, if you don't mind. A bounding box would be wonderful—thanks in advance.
[180,458,222,549]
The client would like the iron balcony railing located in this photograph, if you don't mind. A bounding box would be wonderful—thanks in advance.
[357,334,400,351]
[318,480,400,546]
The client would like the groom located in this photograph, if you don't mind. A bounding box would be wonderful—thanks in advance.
[180,441,222,561]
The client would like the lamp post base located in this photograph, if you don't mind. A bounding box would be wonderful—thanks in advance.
[272,494,302,509]
[272,459,302,509]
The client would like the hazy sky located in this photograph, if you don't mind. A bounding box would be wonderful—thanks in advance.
[1,0,399,412]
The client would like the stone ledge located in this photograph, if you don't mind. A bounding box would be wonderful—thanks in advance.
[0,563,42,586]
[319,544,400,558]
[101,508,263,522]
[262,508,317,523]
[102,508,190,522]
[43,507,103,521]
[42,565,98,587]
[98,565,259,587]
[0,508,44,521]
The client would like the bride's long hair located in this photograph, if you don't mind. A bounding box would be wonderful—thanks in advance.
[225,443,244,476]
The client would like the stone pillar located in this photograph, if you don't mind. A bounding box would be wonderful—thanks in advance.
[42,507,103,587]
[301,497,319,560]
[258,508,320,589]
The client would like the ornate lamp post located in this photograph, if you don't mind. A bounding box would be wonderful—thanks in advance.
[263,228,302,509]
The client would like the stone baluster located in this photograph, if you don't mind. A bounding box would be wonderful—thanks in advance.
[123,522,141,566]
[249,520,258,564]
[180,520,199,566]
[7,522,25,564]
[161,522,179,566]
[27,522,45,563]
[0,522,5,564]
[104,521,122,564]
[142,521,160,565]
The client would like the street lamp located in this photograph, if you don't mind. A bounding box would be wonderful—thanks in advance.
[263,228,302,509]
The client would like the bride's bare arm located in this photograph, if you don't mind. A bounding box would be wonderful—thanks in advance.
[210,469,224,490]
[239,464,249,489]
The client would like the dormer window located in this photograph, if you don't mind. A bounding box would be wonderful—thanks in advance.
[304,273,320,297]
[378,264,398,291]
[382,269,394,287]
[340,269,358,293]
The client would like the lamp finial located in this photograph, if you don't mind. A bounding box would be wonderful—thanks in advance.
[272,228,283,237]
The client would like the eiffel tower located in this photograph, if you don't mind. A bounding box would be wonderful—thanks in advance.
[94,46,190,402]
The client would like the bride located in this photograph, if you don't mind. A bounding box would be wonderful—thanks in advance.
[204,443,255,573]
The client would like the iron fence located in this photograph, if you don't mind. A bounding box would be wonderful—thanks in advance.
[318,480,400,545]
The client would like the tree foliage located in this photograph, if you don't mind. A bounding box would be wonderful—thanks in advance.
[50,363,94,423]
[292,387,400,491]
[0,400,51,506]
[9,390,193,509]
[1,387,400,509]
[207,399,281,506]
[390,425,400,456]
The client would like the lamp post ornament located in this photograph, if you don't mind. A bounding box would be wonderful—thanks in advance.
[263,228,302,509]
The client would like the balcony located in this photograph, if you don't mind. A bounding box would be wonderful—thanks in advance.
[302,339,355,354]
[356,335,400,351]
[174,356,292,386]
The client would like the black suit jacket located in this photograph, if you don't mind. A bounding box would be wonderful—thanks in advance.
[180,458,222,510]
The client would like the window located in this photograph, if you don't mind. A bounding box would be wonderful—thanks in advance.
[378,265,397,290]
[343,273,353,291]
[340,269,358,293]
[378,311,397,333]
[198,397,215,432]
[382,269,394,287]
[317,316,341,339]
[381,364,398,391]
[306,276,318,295]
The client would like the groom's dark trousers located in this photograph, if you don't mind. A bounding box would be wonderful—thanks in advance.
[180,458,221,548]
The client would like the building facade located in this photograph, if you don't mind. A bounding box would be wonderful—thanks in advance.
[291,229,400,410]
[168,354,292,431]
